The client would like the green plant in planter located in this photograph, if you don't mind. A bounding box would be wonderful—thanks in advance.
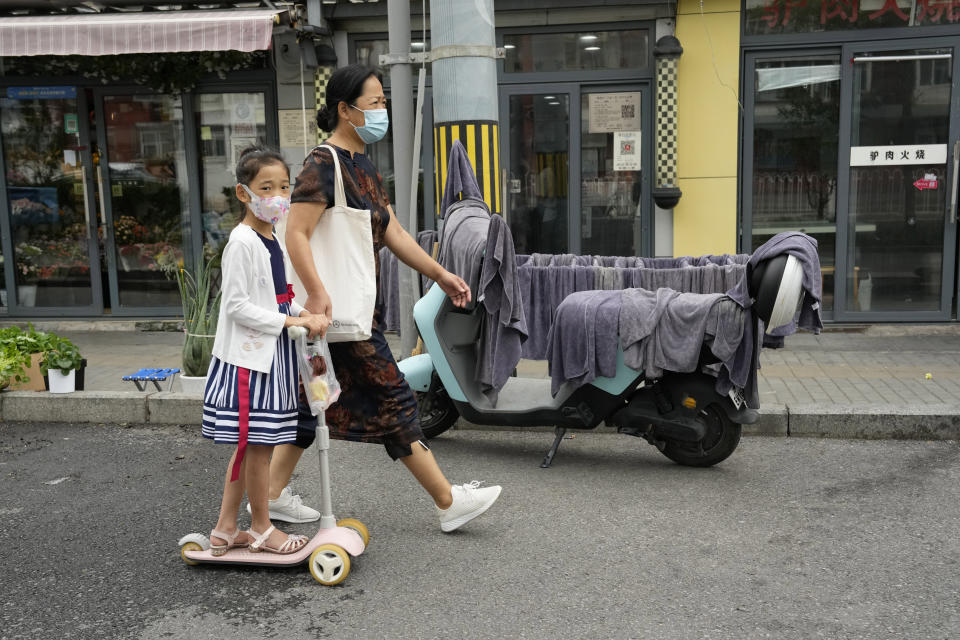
[0,324,55,358]
[42,335,83,376]
[174,255,221,377]
[0,343,31,388]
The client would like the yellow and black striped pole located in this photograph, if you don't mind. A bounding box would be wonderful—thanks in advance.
[433,120,501,215]
[430,0,501,219]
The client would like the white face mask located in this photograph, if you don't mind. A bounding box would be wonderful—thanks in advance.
[240,184,290,224]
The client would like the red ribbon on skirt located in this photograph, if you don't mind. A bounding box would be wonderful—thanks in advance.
[230,367,251,482]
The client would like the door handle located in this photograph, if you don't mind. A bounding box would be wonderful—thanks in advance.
[951,140,959,224]
[80,164,92,239]
[95,165,107,227]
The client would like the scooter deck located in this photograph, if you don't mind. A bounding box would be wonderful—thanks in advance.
[183,526,365,567]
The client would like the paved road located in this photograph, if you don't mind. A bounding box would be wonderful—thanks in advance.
[1,424,958,639]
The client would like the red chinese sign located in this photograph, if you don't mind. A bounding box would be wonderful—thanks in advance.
[913,178,939,190]
[747,0,960,33]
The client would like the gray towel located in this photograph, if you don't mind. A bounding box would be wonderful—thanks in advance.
[719,232,823,409]
[548,289,622,396]
[379,246,400,331]
[619,288,745,381]
[439,140,484,219]
[417,229,438,294]
[437,199,490,301]
[477,214,528,403]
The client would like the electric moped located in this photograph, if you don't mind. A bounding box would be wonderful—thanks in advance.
[400,253,805,468]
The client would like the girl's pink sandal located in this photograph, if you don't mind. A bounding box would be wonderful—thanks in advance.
[247,525,308,555]
[209,529,250,556]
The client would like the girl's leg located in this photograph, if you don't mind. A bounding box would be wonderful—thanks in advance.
[400,442,454,509]
[268,444,305,500]
[246,444,301,548]
[212,449,252,546]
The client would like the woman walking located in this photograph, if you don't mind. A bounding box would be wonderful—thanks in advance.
[282,64,501,533]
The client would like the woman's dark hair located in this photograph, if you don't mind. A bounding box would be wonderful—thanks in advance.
[316,64,383,133]
[235,144,288,185]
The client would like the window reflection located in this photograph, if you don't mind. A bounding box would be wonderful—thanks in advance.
[751,56,840,312]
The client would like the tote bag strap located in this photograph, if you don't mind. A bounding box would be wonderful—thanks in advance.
[318,144,348,209]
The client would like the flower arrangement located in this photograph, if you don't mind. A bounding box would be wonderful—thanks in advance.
[174,255,221,377]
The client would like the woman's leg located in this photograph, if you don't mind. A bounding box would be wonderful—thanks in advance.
[268,444,305,500]
[400,442,453,509]
[212,449,252,546]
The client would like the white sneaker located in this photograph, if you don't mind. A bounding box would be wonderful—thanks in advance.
[246,487,321,524]
[437,481,502,533]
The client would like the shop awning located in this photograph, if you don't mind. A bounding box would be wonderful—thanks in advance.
[0,10,281,57]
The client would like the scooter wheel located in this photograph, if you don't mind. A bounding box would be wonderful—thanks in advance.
[180,542,204,566]
[336,518,370,547]
[415,389,459,439]
[660,404,741,467]
[309,544,351,586]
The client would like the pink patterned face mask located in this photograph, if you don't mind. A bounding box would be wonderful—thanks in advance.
[240,184,290,225]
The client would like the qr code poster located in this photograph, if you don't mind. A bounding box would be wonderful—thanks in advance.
[588,92,642,133]
[614,131,641,171]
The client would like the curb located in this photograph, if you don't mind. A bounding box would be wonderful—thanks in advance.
[2,392,960,439]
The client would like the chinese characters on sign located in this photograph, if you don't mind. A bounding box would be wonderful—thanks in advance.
[588,92,642,134]
[613,131,641,171]
[849,145,947,166]
[747,0,960,33]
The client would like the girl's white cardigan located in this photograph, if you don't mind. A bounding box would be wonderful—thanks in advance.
[210,224,304,373]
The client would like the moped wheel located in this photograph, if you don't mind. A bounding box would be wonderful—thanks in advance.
[660,404,741,467]
[415,387,459,439]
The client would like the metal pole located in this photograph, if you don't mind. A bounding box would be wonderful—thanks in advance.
[430,0,501,216]
[387,0,419,358]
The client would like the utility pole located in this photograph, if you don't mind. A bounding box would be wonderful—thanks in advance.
[386,0,418,358]
[429,0,503,216]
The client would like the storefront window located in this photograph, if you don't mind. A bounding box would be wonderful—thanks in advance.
[503,30,648,73]
[195,92,268,257]
[1,91,96,309]
[506,93,570,254]
[750,56,840,312]
[580,91,643,256]
[354,36,431,79]
[744,0,955,35]
[846,49,952,312]
[103,94,189,308]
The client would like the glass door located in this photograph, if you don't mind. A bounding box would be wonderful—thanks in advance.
[0,87,103,315]
[742,52,841,315]
[839,43,957,319]
[500,83,575,255]
[579,86,648,257]
[94,91,192,313]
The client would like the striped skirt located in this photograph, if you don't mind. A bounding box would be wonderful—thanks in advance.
[201,303,299,447]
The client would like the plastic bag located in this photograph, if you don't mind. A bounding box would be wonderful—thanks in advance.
[289,326,341,416]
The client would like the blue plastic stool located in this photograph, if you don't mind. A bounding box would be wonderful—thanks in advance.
[122,367,181,392]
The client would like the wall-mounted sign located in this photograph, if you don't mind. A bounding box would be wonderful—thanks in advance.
[588,92,642,133]
[64,113,78,134]
[850,144,947,166]
[278,109,317,149]
[613,131,641,171]
[7,86,76,100]
[913,174,939,191]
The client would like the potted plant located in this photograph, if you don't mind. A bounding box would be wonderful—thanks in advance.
[41,335,83,393]
[0,324,49,390]
[0,342,31,390]
[174,254,221,394]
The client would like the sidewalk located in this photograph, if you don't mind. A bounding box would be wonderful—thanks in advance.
[3,321,960,438]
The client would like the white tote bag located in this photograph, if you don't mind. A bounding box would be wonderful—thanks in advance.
[281,145,376,342]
